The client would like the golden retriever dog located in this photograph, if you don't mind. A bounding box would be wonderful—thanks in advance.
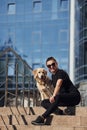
[32,68,54,100]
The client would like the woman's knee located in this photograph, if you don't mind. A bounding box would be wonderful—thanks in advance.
[41,99,50,109]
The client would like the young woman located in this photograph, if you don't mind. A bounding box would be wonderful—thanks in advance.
[31,57,81,125]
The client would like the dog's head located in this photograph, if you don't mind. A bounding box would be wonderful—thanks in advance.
[32,68,47,82]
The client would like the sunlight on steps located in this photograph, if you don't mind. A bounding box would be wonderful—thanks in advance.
[0,107,87,130]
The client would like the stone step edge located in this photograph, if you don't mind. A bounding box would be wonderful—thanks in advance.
[0,107,87,115]
[0,125,87,130]
[0,115,87,127]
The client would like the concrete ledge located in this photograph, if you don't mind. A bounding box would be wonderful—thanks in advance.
[0,115,87,126]
[0,107,87,116]
[0,107,45,115]
[76,107,87,116]
[1,125,87,130]
[0,107,87,130]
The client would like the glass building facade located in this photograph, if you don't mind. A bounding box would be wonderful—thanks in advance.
[0,0,70,106]
[75,0,87,106]
[75,0,87,84]
[0,0,70,72]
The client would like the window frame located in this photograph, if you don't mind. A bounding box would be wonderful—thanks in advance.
[8,3,16,15]
[33,0,42,12]
[60,0,69,10]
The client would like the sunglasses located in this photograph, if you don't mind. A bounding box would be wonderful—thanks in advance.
[47,62,56,68]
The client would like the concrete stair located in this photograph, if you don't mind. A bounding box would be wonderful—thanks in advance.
[0,107,87,130]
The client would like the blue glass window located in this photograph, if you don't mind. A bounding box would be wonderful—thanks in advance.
[60,0,68,10]
[42,0,51,12]
[32,32,41,53]
[59,30,68,42]
[8,62,15,76]
[33,0,42,12]
[32,32,41,44]
[8,3,16,14]
[32,63,41,69]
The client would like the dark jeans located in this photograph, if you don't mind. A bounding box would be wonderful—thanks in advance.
[41,91,81,118]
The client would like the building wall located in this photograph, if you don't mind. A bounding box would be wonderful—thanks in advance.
[0,0,70,73]
[75,0,87,106]
[75,0,87,84]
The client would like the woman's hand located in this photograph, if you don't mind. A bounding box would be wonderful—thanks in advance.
[49,96,55,103]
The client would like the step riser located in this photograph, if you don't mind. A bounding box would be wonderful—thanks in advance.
[0,125,87,130]
[0,107,45,115]
[0,115,87,127]
[76,107,87,116]
[0,107,87,130]
[0,107,87,116]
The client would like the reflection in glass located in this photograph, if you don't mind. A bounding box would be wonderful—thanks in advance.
[33,1,42,12]
[8,3,16,14]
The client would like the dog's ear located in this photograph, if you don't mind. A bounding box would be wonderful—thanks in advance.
[32,69,37,79]
[44,69,47,75]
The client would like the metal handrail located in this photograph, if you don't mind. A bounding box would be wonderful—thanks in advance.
[0,47,40,107]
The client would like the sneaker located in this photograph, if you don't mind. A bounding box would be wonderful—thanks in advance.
[31,116,45,125]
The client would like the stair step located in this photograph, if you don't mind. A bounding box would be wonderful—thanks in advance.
[0,107,45,115]
[0,107,87,130]
[1,125,87,130]
[0,115,87,127]
[76,107,87,116]
[0,107,87,116]
[0,107,29,115]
